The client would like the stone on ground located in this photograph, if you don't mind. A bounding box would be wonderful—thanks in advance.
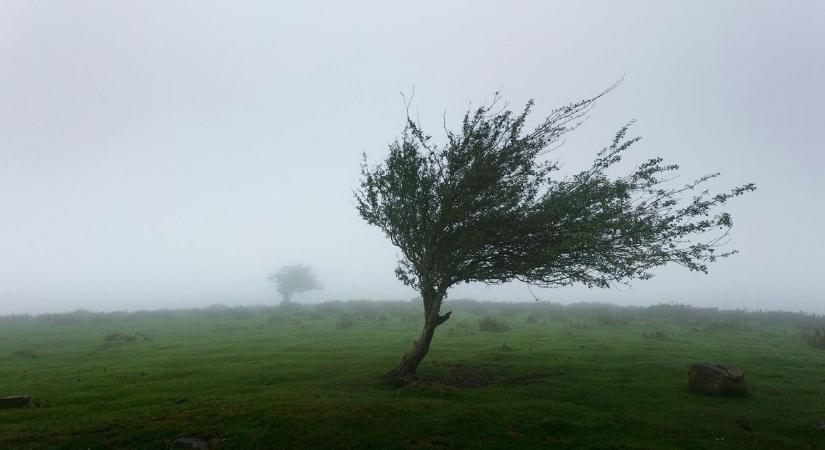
[0,396,31,408]
[689,363,746,395]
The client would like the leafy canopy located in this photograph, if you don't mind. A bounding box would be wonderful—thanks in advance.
[355,90,754,295]
[268,264,321,301]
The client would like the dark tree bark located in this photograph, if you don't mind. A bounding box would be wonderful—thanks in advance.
[385,290,451,382]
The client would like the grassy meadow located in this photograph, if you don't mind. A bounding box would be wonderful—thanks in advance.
[1,300,824,449]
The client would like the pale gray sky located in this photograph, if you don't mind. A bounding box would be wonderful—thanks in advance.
[1,1,823,314]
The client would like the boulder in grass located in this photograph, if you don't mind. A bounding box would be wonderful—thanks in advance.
[689,363,747,395]
[0,396,31,408]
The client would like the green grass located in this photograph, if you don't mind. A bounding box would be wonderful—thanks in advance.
[1,301,824,449]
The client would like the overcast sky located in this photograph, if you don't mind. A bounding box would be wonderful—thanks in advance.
[1,1,823,315]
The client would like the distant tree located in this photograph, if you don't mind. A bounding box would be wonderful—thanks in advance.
[355,87,755,382]
[267,264,321,304]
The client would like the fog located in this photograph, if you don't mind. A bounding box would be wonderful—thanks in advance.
[1,1,823,315]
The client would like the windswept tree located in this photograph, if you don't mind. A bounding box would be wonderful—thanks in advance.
[355,88,754,382]
[268,264,321,304]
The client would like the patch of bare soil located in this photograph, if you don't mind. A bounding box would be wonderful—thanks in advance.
[500,371,562,386]
[417,362,499,388]
[441,363,496,388]
[417,362,562,389]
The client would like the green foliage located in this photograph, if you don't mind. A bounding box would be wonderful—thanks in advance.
[802,326,825,349]
[355,88,755,296]
[355,89,755,375]
[6,301,822,331]
[267,264,321,303]
[479,316,510,332]
[642,330,670,340]
[525,311,545,324]
[446,320,474,336]
[336,315,356,330]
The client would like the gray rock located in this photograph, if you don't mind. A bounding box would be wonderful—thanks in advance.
[689,363,746,395]
[174,437,208,449]
[0,396,31,408]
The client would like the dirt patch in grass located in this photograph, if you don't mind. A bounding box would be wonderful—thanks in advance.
[500,371,563,385]
[417,362,561,389]
[439,362,499,388]
[411,362,501,389]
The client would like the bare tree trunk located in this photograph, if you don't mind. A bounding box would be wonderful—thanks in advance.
[280,290,293,305]
[384,290,451,384]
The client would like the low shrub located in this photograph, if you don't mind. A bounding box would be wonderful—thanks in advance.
[525,312,545,324]
[446,320,474,336]
[268,313,303,325]
[373,313,388,326]
[803,327,825,349]
[642,330,669,340]
[699,320,749,332]
[336,315,355,329]
[104,331,137,344]
[596,314,629,326]
[479,317,510,332]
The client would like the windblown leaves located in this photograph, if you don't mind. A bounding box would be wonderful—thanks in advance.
[355,91,754,294]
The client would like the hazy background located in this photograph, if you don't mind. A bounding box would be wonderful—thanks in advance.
[1,1,823,315]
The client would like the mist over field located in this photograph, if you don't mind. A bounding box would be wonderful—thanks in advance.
[1,1,823,315]
[4,3,825,449]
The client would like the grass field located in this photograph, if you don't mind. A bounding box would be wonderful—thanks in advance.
[1,300,824,449]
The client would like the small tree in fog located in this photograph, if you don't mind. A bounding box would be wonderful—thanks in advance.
[268,264,321,304]
[355,87,755,382]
